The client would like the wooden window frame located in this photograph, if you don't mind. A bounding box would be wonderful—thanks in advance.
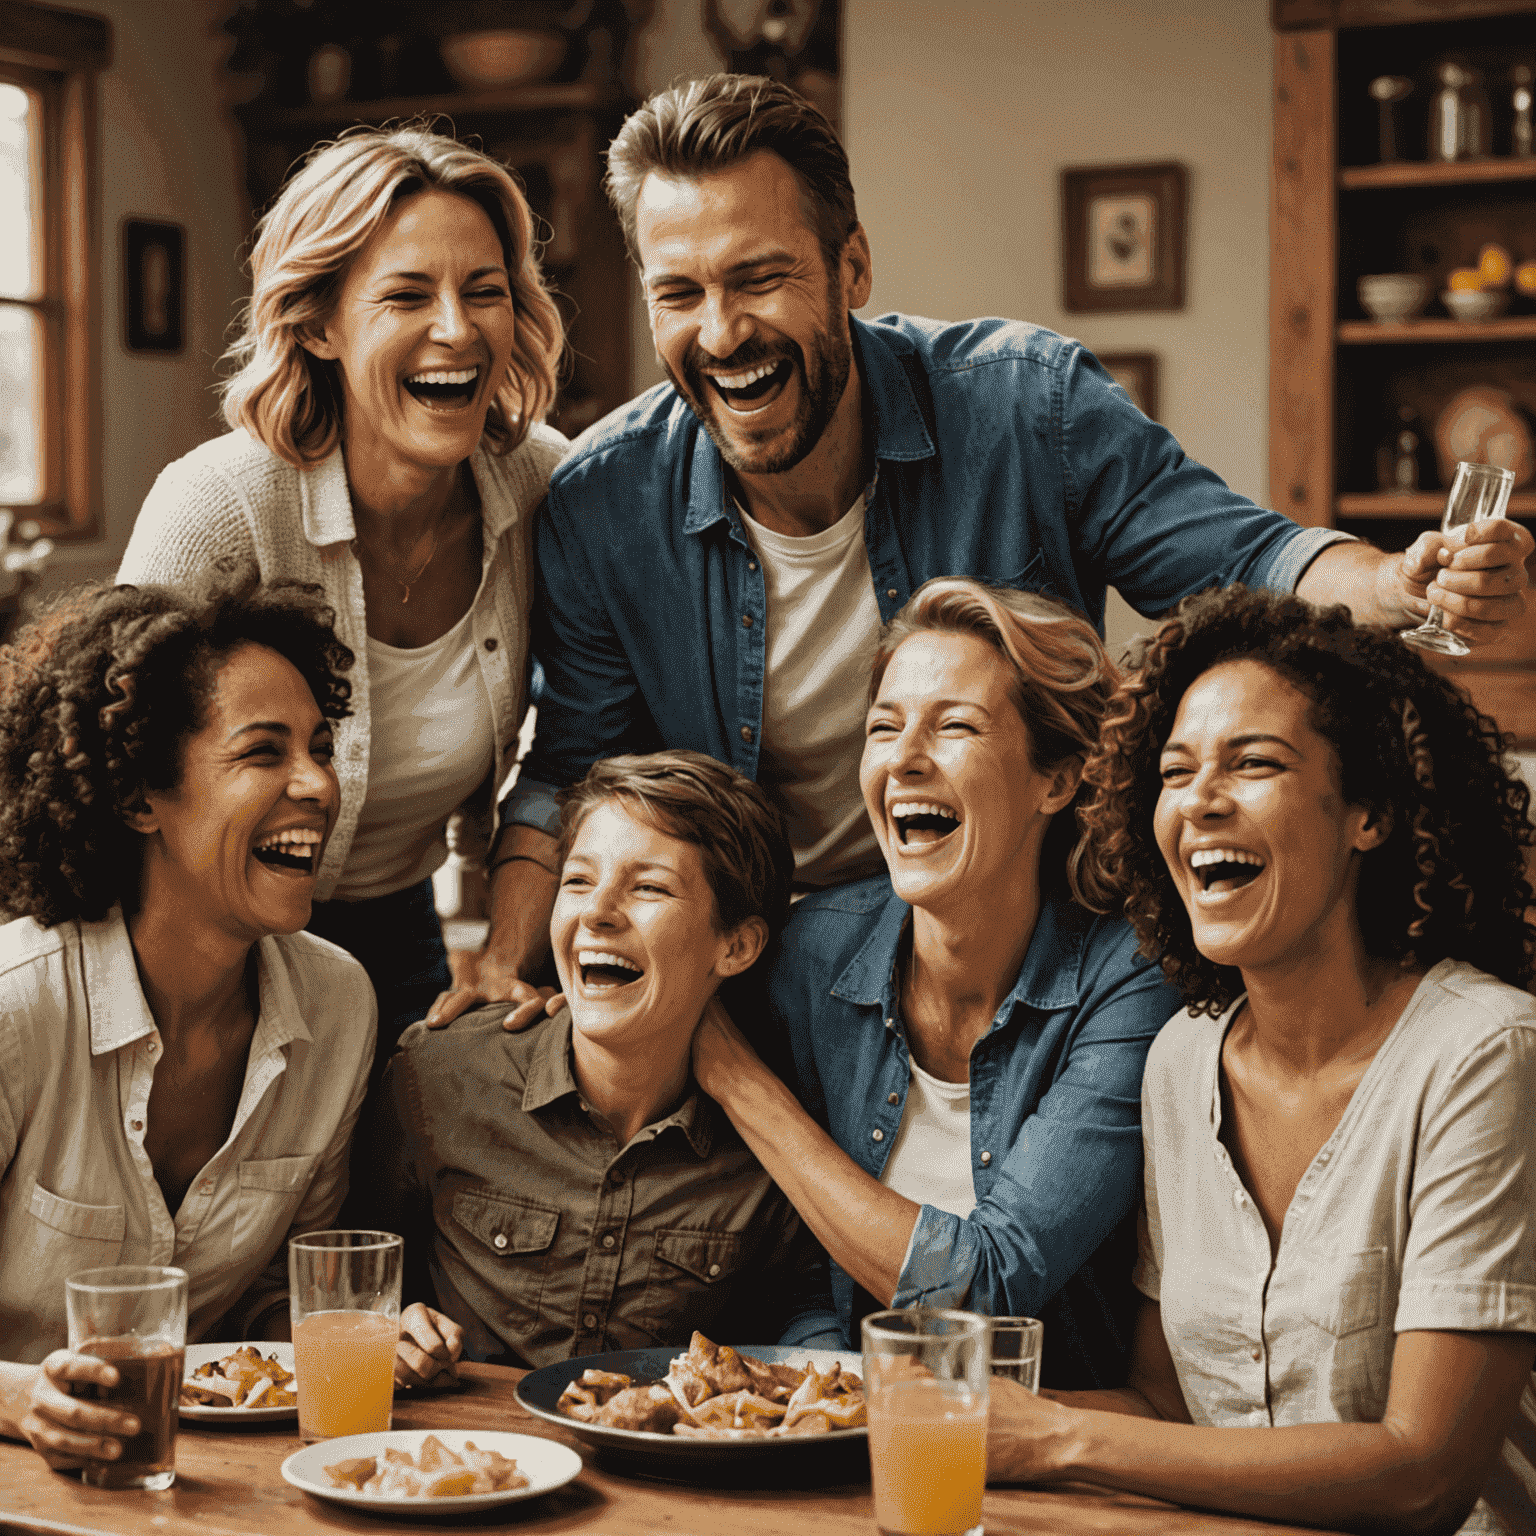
[0,2,111,542]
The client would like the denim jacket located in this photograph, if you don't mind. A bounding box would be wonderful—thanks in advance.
[768,876,1183,1388]
[504,313,1345,837]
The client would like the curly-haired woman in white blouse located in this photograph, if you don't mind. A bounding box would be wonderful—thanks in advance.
[987,587,1536,1536]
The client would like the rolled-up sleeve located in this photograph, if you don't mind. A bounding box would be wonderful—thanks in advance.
[890,956,1170,1317]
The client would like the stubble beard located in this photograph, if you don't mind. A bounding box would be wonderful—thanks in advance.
[671,296,853,478]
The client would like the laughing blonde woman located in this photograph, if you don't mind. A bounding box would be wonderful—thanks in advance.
[120,125,566,1076]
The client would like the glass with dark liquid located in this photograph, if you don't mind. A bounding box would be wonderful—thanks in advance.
[65,1266,187,1490]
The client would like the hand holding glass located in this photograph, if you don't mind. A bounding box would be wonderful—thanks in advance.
[65,1265,187,1490]
[289,1230,402,1442]
[862,1308,991,1536]
[1402,461,1516,657]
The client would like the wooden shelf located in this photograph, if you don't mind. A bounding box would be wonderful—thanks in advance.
[1337,315,1536,343]
[235,80,625,131]
[1336,493,1536,518]
[1340,159,1536,191]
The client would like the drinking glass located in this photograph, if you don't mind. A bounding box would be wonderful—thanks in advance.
[65,1265,187,1490]
[862,1308,991,1536]
[989,1317,1044,1392]
[289,1230,402,1442]
[1402,461,1516,657]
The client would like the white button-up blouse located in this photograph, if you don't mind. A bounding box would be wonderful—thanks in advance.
[1136,960,1536,1535]
[0,910,375,1364]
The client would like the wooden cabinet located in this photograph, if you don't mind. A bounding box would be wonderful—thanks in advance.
[234,82,633,440]
[1268,0,1536,753]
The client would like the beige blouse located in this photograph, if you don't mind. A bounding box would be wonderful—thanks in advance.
[0,910,375,1363]
[1136,960,1536,1535]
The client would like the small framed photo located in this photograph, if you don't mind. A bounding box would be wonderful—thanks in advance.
[1061,163,1187,313]
[1096,351,1160,422]
[123,218,185,353]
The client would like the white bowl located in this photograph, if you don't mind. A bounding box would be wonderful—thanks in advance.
[1357,273,1427,323]
[1441,288,1510,322]
[440,29,566,89]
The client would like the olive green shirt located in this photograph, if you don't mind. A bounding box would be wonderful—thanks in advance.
[356,1006,840,1367]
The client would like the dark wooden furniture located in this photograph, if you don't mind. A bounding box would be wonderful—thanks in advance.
[0,1361,1351,1536]
[1269,0,1536,761]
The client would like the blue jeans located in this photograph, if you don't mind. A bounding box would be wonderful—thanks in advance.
[306,878,450,1089]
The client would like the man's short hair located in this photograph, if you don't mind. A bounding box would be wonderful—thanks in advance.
[604,73,858,272]
[555,750,794,938]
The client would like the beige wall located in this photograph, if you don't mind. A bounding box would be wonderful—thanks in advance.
[844,0,1273,655]
[44,0,247,591]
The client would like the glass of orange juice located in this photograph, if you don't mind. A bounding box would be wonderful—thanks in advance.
[862,1308,991,1536]
[288,1231,402,1443]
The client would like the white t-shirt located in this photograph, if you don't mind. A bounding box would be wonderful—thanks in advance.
[878,1057,978,1221]
[739,498,884,889]
[1137,961,1536,1535]
[334,608,496,901]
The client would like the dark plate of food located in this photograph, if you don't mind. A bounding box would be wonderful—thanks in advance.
[516,1333,867,1470]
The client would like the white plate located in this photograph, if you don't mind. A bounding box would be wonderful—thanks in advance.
[281,1430,583,1514]
[179,1341,297,1422]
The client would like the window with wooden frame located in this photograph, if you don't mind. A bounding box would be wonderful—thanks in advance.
[0,2,110,541]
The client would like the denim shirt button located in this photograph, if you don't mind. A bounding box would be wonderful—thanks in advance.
[980,1151,992,1165]
[740,726,754,744]
[748,559,758,571]
[887,588,898,600]
[887,1092,899,1105]
[872,1128,884,1142]
[741,613,752,628]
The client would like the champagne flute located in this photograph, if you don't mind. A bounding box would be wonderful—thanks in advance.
[1401,461,1515,657]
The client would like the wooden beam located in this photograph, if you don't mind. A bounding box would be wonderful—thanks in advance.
[0,1,111,70]
[1268,29,1336,525]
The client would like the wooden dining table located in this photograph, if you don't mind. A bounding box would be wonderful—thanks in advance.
[0,1362,1349,1536]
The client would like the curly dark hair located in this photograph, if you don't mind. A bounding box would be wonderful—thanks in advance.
[1074,585,1535,1014]
[0,560,353,928]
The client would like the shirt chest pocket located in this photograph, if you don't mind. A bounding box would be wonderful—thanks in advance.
[1299,1246,1392,1417]
[450,1191,560,1329]
[641,1228,745,1340]
[27,1180,126,1265]
[232,1155,320,1262]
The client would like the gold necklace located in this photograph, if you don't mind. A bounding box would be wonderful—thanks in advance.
[352,505,449,605]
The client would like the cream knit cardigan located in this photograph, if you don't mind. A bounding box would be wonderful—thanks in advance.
[118,424,568,902]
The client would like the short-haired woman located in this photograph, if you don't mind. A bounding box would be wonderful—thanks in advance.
[358,750,839,1385]
[119,124,567,1073]
[987,587,1536,1535]
[691,578,1183,1386]
[0,565,375,1471]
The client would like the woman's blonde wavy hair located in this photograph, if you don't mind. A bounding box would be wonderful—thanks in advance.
[869,577,1119,896]
[220,124,565,467]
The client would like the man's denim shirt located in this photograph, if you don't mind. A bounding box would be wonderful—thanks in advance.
[505,312,1346,835]
[768,876,1184,1389]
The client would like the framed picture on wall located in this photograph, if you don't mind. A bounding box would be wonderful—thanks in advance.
[123,218,185,354]
[1096,351,1160,422]
[1061,162,1186,313]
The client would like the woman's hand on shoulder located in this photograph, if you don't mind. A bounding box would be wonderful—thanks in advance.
[394,1303,464,1390]
[16,1350,141,1471]
[690,998,762,1102]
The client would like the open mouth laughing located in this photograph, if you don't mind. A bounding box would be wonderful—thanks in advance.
[890,799,963,848]
[578,948,645,991]
[1189,846,1266,895]
[701,355,794,414]
[251,827,323,876]
[403,366,480,412]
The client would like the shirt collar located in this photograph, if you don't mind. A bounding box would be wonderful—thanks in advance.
[831,883,1090,1026]
[681,315,936,539]
[299,445,506,545]
[522,1008,716,1158]
[82,910,313,1058]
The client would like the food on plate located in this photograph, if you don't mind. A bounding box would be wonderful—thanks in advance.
[555,1332,867,1439]
[323,1434,529,1498]
[179,1345,297,1409]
